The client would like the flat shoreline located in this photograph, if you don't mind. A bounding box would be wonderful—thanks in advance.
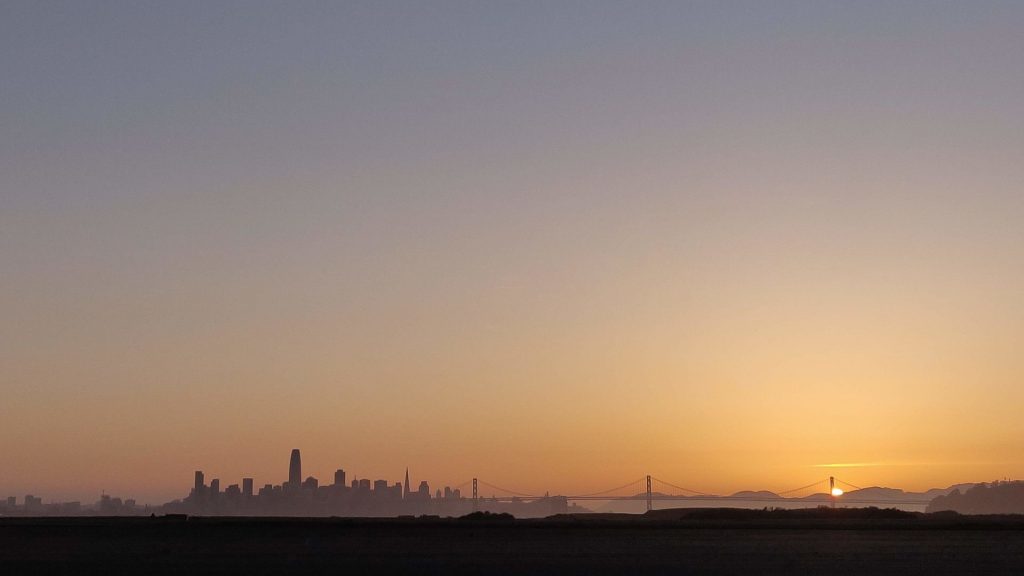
[5,512,1024,575]
[5,506,1024,528]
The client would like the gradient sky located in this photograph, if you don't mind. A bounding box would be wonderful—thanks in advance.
[3,1,1024,504]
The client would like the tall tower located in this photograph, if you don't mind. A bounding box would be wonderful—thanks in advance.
[289,449,302,487]
[404,468,410,500]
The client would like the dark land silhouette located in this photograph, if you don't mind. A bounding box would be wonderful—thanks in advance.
[5,450,1024,574]
[4,509,1024,575]
[927,481,1024,514]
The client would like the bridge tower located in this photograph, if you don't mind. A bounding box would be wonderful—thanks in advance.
[829,476,835,509]
[646,475,652,512]
[472,478,478,512]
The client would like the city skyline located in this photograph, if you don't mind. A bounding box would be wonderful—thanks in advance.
[4,446,992,519]
[0,446,1000,510]
[4,2,1024,505]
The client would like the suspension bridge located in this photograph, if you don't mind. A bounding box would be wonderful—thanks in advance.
[450,476,933,512]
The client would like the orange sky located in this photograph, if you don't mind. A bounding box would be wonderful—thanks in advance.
[3,2,1024,504]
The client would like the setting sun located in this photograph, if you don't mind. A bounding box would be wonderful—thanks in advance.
[831,488,844,497]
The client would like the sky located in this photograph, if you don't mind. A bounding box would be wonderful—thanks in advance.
[2,1,1024,504]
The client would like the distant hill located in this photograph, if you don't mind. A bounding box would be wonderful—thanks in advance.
[589,482,980,514]
[927,481,1024,514]
[829,487,930,503]
[847,487,910,500]
[798,484,977,504]
[923,483,978,498]
[729,491,781,499]
[797,492,831,502]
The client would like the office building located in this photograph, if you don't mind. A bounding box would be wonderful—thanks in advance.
[289,449,302,486]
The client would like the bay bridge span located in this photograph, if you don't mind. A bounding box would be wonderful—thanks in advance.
[451,476,935,512]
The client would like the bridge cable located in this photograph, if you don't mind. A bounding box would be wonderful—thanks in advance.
[567,478,646,498]
[835,478,864,491]
[776,478,830,495]
[651,477,713,497]
[476,480,541,498]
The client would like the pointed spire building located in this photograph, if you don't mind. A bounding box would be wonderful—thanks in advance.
[289,449,302,487]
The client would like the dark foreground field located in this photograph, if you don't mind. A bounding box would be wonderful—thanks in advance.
[4,510,1024,575]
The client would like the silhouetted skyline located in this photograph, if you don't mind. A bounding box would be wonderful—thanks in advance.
[6,447,1012,518]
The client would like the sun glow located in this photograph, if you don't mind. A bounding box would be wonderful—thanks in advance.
[831,488,844,497]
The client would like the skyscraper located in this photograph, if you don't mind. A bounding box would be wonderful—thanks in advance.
[242,478,253,498]
[404,468,410,500]
[194,471,204,495]
[289,449,301,486]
